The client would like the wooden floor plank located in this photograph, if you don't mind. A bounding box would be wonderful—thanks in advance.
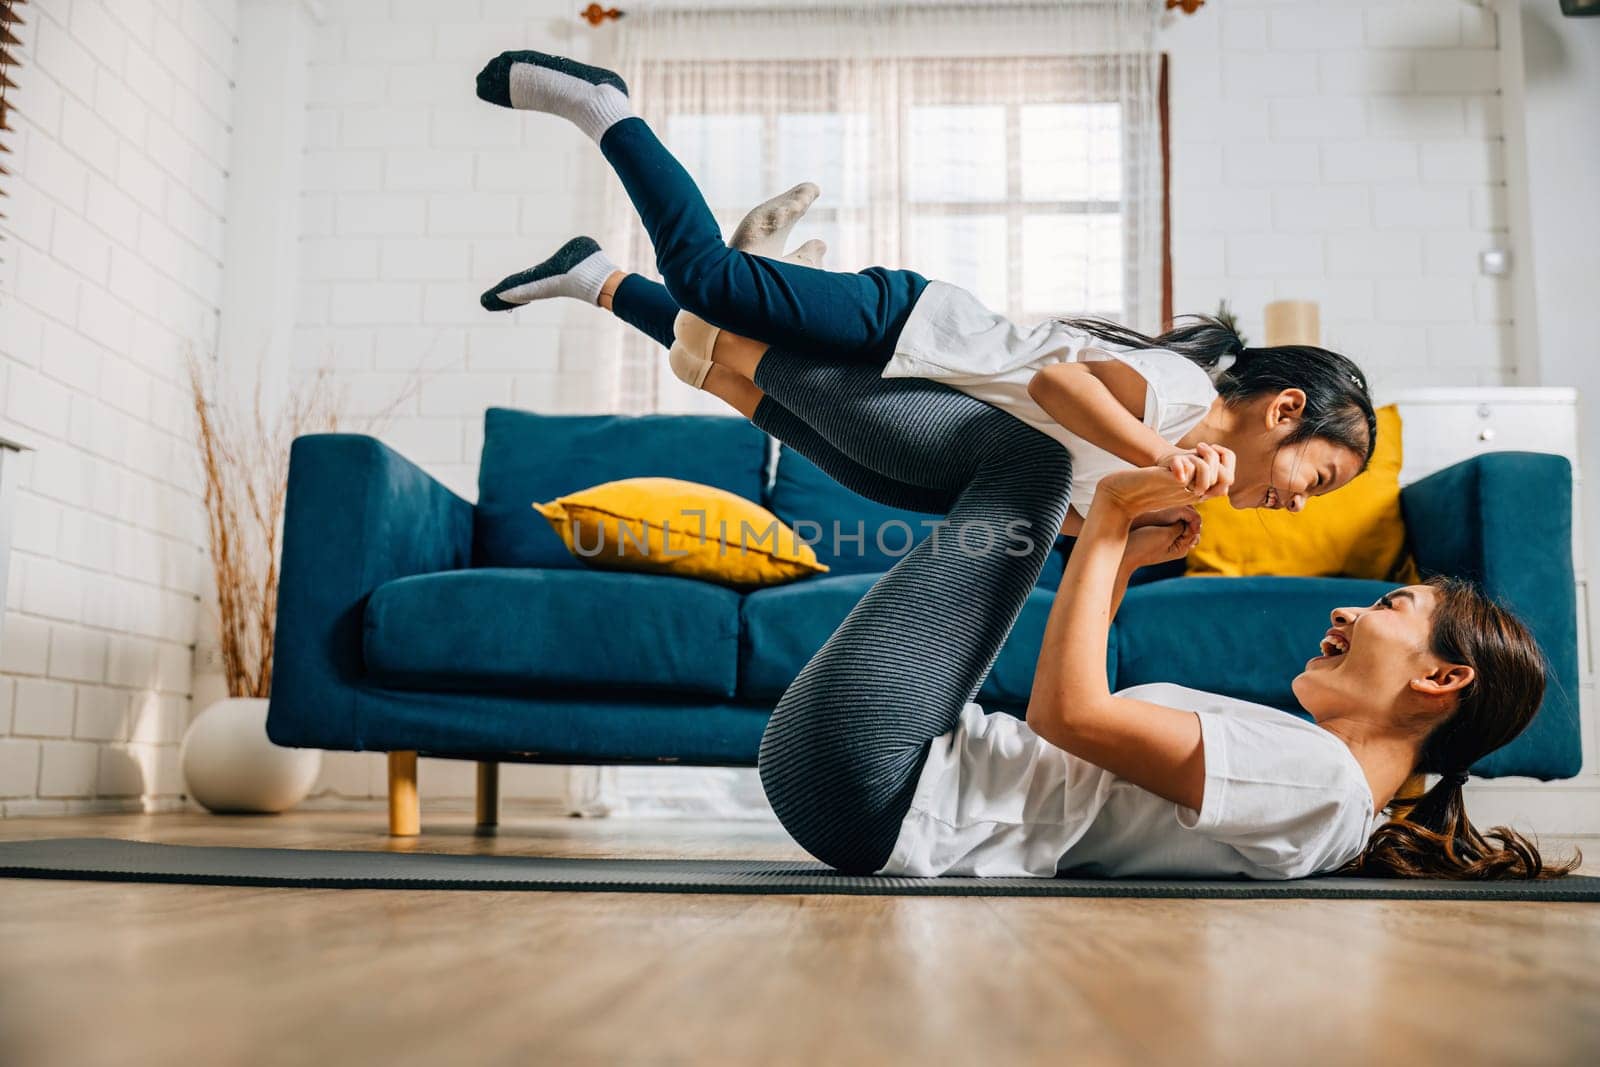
[0,811,1595,1066]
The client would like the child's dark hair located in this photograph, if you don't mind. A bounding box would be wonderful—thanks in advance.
[1341,576,1580,880]
[1061,315,1378,472]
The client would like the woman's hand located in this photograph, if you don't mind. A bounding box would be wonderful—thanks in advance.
[1124,506,1202,568]
[1129,506,1196,531]
[1099,443,1236,521]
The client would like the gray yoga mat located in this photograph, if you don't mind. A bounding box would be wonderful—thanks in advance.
[1,838,1597,900]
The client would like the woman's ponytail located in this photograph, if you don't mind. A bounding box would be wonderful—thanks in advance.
[1344,770,1573,880]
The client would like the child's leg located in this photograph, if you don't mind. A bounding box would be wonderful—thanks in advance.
[476,51,928,363]
[607,274,957,515]
[597,272,1039,514]
[759,398,1074,873]
[607,272,678,349]
[600,117,928,363]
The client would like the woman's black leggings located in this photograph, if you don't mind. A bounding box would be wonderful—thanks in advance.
[598,117,1074,873]
[613,273,960,515]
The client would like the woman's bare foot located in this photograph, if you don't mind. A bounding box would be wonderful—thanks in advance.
[708,329,768,381]
[701,364,764,418]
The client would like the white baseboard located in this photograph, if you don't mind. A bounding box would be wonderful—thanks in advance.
[1461,777,1600,837]
[568,766,777,820]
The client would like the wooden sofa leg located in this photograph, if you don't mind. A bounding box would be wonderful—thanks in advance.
[388,751,420,836]
[476,761,500,830]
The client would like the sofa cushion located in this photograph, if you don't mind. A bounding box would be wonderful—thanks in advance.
[768,444,1068,586]
[1112,575,1395,713]
[475,409,769,569]
[533,476,827,587]
[363,568,743,698]
[738,573,1111,708]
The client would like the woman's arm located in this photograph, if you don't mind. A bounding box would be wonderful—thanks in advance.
[1028,361,1180,469]
[1025,446,1234,811]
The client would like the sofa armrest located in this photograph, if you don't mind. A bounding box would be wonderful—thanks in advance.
[267,434,474,750]
[1399,452,1581,778]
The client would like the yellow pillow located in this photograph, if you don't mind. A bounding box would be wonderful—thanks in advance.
[1184,404,1419,581]
[533,477,828,588]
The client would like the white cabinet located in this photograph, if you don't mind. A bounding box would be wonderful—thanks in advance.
[1391,388,1596,816]
[1394,386,1580,477]
[1393,387,1586,577]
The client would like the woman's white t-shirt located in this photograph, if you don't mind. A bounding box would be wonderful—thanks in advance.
[879,683,1379,881]
[883,280,1218,517]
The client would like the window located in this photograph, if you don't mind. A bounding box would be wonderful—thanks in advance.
[640,56,1152,326]
[905,99,1125,322]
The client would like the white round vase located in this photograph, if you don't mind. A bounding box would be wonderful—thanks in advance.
[180,697,322,814]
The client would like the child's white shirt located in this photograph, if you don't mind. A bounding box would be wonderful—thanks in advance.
[879,683,1379,881]
[883,280,1218,516]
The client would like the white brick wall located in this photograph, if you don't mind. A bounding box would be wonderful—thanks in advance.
[1164,0,1514,393]
[0,0,237,816]
[292,0,615,507]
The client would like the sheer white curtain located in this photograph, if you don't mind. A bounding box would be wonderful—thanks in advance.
[595,0,1164,414]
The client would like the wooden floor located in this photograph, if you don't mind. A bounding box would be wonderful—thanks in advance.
[0,812,1597,1067]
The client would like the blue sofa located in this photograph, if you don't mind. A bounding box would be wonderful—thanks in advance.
[267,407,1583,835]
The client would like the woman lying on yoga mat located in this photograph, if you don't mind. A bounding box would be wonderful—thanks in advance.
[476,54,1377,536]
[472,51,1572,881]
[992,453,1570,882]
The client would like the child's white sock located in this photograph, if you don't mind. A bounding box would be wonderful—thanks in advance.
[729,183,822,259]
[480,236,618,311]
[475,50,633,143]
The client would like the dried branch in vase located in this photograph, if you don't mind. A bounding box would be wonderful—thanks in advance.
[186,355,419,699]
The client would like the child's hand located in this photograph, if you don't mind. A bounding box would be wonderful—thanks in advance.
[1125,507,1202,568]
[1100,443,1236,519]
[1155,449,1200,486]
[1154,448,1234,501]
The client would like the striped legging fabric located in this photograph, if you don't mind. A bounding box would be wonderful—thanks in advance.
[751,351,1073,874]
